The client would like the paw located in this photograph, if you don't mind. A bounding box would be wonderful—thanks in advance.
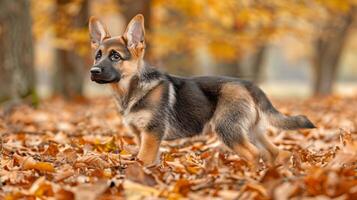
[137,152,161,167]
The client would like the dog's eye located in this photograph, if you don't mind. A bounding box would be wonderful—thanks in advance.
[110,50,121,61]
[95,50,102,60]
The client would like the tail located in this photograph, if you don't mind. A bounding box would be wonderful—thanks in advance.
[267,113,316,130]
[245,82,316,130]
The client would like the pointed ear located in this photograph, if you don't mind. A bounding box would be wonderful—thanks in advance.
[123,14,145,49]
[89,16,110,48]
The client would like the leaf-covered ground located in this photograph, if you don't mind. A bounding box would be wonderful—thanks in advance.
[1,96,356,200]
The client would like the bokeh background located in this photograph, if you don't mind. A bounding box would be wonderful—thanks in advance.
[0,0,356,102]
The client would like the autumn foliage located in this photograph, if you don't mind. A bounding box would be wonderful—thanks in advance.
[1,96,356,199]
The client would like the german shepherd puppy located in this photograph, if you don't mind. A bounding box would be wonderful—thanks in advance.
[88,14,315,168]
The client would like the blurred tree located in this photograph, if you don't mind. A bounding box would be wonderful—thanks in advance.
[53,0,89,98]
[0,0,36,102]
[118,0,151,28]
[248,45,267,83]
[312,6,355,95]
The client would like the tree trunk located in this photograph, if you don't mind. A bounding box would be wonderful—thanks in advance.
[250,45,267,84]
[53,0,88,98]
[218,60,242,77]
[313,10,354,96]
[117,0,153,62]
[0,0,35,102]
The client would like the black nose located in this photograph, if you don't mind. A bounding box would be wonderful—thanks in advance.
[90,67,102,74]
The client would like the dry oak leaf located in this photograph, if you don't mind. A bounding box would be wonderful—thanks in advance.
[57,147,78,164]
[123,180,160,200]
[172,179,192,197]
[29,176,54,197]
[75,153,110,169]
[0,170,33,185]
[43,143,59,157]
[239,182,269,199]
[165,161,186,174]
[54,164,75,182]
[54,189,75,200]
[125,162,157,186]
[14,154,55,172]
[73,180,108,200]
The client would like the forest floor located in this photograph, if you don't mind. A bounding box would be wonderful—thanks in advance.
[0,96,356,200]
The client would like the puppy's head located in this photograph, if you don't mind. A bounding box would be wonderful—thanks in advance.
[88,14,145,84]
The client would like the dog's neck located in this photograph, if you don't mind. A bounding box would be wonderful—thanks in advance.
[110,64,163,115]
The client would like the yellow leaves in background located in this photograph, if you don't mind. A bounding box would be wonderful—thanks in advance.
[151,0,356,62]
[175,0,204,17]
[150,30,185,59]
[206,0,237,27]
[31,0,90,56]
[31,0,54,39]
[53,29,89,54]
[63,0,84,15]
[317,0,353,13]
[208,41,238,61]
[30,0,356,63]
[91,0,120,16]
[236,7,272,28]
[152,0,277,61]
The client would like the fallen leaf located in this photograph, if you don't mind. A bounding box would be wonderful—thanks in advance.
[125,163,156,186]
[73,180,108,200]
[76,154,110,169]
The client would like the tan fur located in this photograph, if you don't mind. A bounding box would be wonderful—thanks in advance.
[216,84,283,167]
[220,84,255,104]
[137,131,161,165]
[111,82,125,97]
[117,60,140,78]
[211,83,257,134]
[122,84,164,129]
[101,37,127,52]
[259,134,280,162]
[251,122,280,164]
[123,110,153,129]
[233,141,261,170]
[127,43,145,59]
[146,83,164,105]
[212,83,265,169]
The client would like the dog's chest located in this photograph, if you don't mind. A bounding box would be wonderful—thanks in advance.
[122,110,153,129]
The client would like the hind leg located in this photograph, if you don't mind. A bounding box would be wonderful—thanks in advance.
[251,121,291,166]
[234,140,261,170]
[250,122,279,165]
[215,125,261,169]
[213,113,261,170]
[212,83,264,169]
[257,134,280,162]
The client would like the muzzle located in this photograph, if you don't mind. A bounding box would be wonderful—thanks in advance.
[90,62,120,84]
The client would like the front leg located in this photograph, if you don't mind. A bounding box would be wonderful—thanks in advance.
[137,131,162,165]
